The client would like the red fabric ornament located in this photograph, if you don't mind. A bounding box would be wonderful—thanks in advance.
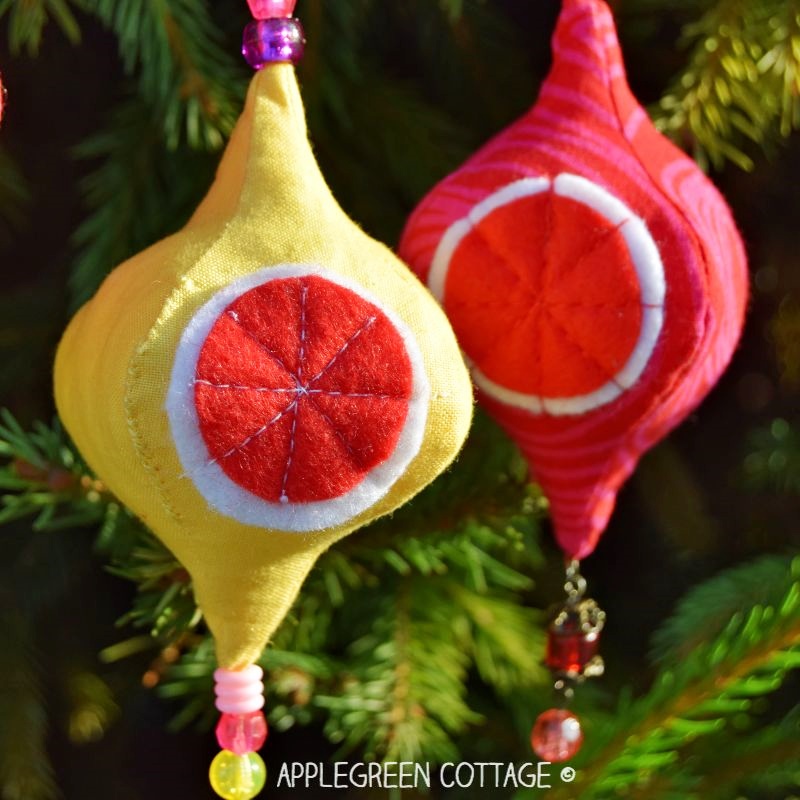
[399,0,748,560]
[0,73,5,125]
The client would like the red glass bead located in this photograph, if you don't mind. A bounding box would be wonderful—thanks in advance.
[546,625,600,673]
[531,709,583,762]
[215,711,268,755]
[545,598,604,675]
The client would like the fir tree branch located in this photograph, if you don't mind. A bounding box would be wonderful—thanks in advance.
[0,410,111,532]
[315,576,480,763]
[0,0,81,55]
[690,709,800,799]
[450,586,547,692]
[545,555,800,800]
[651,553,800,662]
[69,96,216,308]
[81,0,245,150]
[655,0,800,170]
[108,529,200,644]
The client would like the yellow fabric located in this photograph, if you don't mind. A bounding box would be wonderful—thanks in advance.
[54,65,473,670]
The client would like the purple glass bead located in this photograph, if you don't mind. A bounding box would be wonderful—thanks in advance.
[242,18,305,69]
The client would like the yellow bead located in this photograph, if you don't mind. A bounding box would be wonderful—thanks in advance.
[209,750,267,800]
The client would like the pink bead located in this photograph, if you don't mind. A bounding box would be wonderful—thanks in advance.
[214,683,265,702]
[247,0,296,18]
[531,709,583,762]
[214,666,263,686]
[215,694,265,714]
[214,666,265,714]
[216,711,269,755]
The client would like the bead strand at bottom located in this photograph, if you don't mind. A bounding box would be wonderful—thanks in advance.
[210,666,269,800]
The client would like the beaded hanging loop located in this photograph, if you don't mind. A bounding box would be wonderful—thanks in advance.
[210,666,269,800]
[531,560,606,762]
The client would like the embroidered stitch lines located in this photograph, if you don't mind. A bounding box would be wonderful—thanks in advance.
[166,265,430,532]
[429,174,666,416]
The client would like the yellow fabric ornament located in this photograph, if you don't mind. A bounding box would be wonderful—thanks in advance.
[54,62,473,674]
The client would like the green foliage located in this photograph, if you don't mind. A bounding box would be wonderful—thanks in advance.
[107,527,201,642]
[651,553,800,662]
[691,707,800,799]
[0,409,108,532]
[298,0,527,244]
[539,554,800,800]
[81,0,246,150]
[655,0,800,169]
[0,0,80,55]
[315,579,481,763]
[70,97,217,309]
[63,0,249,308]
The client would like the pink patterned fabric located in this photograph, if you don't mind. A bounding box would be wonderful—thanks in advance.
[399,0,748,559]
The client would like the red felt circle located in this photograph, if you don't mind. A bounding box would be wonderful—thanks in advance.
[194,275,414,504]
[443,191,643,397]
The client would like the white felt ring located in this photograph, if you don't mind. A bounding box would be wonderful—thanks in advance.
[166,264,430,532]
[429,173,666,416]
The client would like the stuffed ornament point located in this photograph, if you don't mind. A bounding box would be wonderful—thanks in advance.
[54,62,473,671]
